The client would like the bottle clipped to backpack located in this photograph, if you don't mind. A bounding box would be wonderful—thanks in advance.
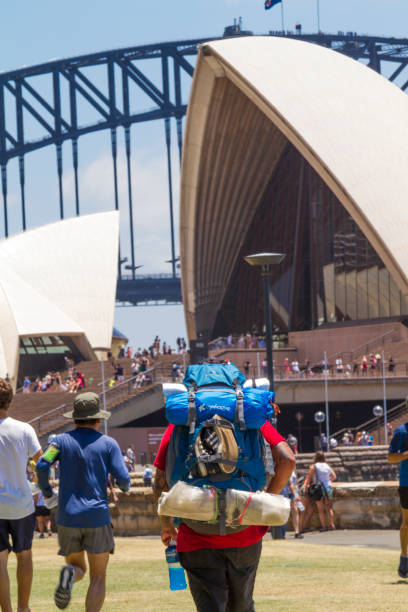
[165,540,187,591]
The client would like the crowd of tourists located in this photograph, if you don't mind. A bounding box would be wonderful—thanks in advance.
[19,332,188,397]
[211,331,266,350]
[277,353,396,379]
[22,369,86,394]
[117,335,187,361]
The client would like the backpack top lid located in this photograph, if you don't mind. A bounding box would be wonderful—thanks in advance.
[183,363,245,389]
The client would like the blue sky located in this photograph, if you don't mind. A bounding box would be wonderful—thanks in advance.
[1,0,407,351]
[1,0,407,70]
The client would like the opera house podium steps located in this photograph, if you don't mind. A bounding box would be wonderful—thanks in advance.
[11,354,187,441]
[294,446,398,483]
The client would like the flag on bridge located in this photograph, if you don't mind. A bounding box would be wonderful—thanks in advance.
[264,0,282,10]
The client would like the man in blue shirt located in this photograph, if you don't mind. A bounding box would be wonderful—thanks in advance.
[388,418,408,578]
[37,391,130,610]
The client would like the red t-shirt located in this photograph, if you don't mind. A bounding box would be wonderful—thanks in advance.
[154,421,285,552]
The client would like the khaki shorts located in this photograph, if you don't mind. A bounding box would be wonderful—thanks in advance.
[57,524,114,556]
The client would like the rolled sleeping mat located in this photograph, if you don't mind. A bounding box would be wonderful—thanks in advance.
[158,481,217,522]
[162,383,188,398]
[242,378,270,390]
[226,489,290,527]
[157,481,290,527]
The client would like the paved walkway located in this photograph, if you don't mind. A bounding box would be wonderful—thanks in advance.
[283,529,400,550]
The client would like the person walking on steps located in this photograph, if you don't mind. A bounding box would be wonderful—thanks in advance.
[36,391,130,611]
[387,404,408,578]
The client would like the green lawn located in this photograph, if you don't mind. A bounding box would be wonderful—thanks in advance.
[6,535,408,611]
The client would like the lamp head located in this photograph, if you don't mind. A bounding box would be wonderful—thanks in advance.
[244,252,286,267]
[373,405,383,417]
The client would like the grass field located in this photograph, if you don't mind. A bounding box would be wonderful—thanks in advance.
[6,535,408,611]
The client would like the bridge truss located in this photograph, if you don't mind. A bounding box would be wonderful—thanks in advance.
[1,29,408,305]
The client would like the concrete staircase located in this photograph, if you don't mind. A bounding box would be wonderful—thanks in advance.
[294,446,398,483]
[210,347,299,377]
[11,354,188,440]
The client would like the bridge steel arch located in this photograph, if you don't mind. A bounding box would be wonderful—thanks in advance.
[1,31,408,305]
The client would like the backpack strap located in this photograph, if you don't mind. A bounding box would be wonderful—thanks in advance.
[233,380,246,431]
[188,386,197,434]
[218,489,227,535]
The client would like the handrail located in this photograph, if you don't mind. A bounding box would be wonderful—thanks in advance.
[331,398,406,441]
[208,335,288,351]
[28,402,68,425]
[96,364,156,387]
[119,273,181,280]
[27,365,160,432]
[325,329,397,363]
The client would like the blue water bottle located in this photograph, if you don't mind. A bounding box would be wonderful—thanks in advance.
[165,540,187,591]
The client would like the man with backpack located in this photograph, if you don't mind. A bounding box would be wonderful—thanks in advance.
[154,363,295,612]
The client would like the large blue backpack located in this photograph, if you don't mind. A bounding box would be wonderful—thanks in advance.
[165,363,276,534]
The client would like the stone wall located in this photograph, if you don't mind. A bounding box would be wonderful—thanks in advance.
[110,488,161,536]
[295,447,399,483]
[332,481,400,529]
[109,481,402,536]
[297,481,401,531]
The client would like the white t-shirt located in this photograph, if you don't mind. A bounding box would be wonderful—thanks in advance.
[314,462,332,488]
[0,416,41,519]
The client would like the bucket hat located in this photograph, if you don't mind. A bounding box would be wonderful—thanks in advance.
[63,391,110,420]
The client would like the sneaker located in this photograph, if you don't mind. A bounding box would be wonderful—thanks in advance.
[398,556,408,579]
[39,533,44,539]
[319,527,328,532]
[328,525,336,531]
[54,565,75,609]
[294,533,304,539]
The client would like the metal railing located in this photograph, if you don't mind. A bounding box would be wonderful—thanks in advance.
[28,402,69,435]
[96,361,166,387]
[209,328,400,367]
[209,335,289,351]
[331,398,406,443]
[326,328,399,364]
[27,362,179,437]
[119,273,181,280]
[240,360,408,381]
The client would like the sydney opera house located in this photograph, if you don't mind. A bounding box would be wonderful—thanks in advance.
[180,37,408,348]
[0,211,119,387]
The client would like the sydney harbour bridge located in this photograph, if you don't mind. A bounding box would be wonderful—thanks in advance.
[1,24,408,306]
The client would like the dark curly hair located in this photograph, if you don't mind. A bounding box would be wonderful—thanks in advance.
[0,378,13,410]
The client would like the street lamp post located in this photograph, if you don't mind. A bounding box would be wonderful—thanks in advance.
[373,404,383,445]
[244,253,286,393]
[314,411,326,449]
[382,350,388,445]
[295,411,303,453]
[323,350,330,446]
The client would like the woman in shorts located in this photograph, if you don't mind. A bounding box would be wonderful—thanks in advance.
[34,490,52,538]
[304,451,336,531]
